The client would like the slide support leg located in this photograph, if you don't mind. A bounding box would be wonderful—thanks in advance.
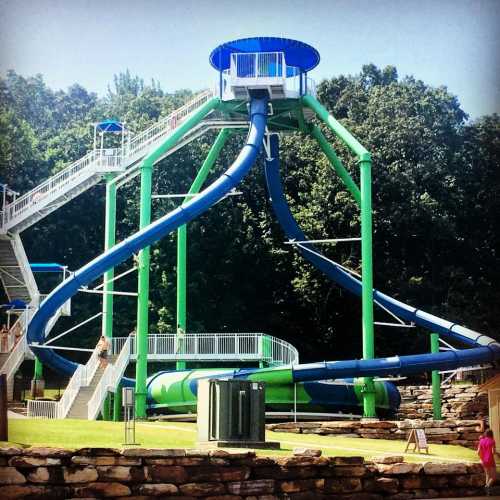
[360,153,376,418]
[31,357,44,398]
[135,161,153,419]
[430,333,442,420]
[176,128,231,370]
[113,384,122,421]
[102,174,117,420]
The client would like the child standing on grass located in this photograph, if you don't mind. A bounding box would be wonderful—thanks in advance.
[478,429,497,493]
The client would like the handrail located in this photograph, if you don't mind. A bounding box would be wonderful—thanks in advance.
[27,399,58,419]
[87,364,113,421]
[1,90,215,231]
[55,364,84,418]
[111,332,299,366]
[88,336,131,420]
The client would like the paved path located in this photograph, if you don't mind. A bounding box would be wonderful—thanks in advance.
[8,410,27,419]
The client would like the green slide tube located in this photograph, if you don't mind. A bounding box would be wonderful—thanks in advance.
[176,127,231,370]
[309,125,361,205]
[135,96,221,418]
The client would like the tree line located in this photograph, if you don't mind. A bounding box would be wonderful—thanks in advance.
[0,65,498,367]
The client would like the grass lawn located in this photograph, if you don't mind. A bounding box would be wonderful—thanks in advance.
[1,419,482,464]
[24,389,64,400]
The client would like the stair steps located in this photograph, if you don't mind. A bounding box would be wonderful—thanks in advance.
[66,356,117,419]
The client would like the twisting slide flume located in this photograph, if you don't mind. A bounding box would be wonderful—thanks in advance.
[27,91,270,376]
[260,133,500,383]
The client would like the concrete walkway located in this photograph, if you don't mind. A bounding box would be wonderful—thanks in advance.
[8,410,27,419]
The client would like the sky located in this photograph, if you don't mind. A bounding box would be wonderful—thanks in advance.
[0,0,498,118]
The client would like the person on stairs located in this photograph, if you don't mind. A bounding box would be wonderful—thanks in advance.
[97,335,111,368]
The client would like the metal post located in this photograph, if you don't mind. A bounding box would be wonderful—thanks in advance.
[31,357,44,398]
[101,173,117,421]
[113,383,122,421]
[134,161,153,419]
[176,128,231,370]
[133,95,220,417]
[360,152,376,418]
[430,333,442,420]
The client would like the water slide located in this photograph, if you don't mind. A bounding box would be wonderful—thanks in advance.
[27,92,270,375]
[27,92,499,412]
[260,133,500,384]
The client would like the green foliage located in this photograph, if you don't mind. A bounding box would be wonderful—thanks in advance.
[0,66,498,365]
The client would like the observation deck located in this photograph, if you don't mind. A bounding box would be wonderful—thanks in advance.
[210,37,319,101]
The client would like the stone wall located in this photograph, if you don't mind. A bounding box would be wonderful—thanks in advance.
[0,446,490,499]
[397,384,488,420]
[267,419,483,448]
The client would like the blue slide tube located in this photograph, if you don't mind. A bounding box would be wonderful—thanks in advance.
[28,92,269,376]
[262,134,500,381]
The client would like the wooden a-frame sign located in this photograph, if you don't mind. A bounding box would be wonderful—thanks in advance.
[405,428,429,454]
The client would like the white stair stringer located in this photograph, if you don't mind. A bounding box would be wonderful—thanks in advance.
[0,233,39,304]
[1,89,216,235]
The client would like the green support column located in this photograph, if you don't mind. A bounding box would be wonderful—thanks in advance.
[302,95,377,419]
[309,125,361,205]
[135,161,153,419]
[102,174,117,421]
[31,357,44,398]
[360,152,376,418]
[113,384,122,421]
[134,95,221,418]
[176,128,231,370]
[430,333,442,420]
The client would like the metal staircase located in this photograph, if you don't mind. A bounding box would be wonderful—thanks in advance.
[0,89,216,235]
[0,90,221,396]
[66,359,115,419]
[0,233,39,304]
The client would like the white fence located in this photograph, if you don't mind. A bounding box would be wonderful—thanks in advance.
[27,346,101,419]
[112,333,299,365]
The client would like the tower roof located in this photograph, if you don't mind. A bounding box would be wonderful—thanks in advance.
[210,37,320,72]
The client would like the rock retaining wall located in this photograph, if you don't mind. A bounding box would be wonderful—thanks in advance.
[397,384,488,420]
[0,447,489,499]
[266,419,483,448]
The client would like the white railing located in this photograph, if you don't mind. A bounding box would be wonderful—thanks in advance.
[0,328,27,378]
[88,336,131,420]
[27,345,101,419]
[230,51,285,80]
[1,149,122,230]
[87,364,113,421]
[26,399,58,419]
[112,333,299,365]
[1,90,215,232]
[125,89,214,160]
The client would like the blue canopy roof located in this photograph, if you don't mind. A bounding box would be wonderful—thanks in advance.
[96,120,124,133]
[210,37,320,73]
[30,263,65,273]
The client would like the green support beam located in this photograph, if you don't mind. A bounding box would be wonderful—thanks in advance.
[101,174,117,421]
[176,127,231,370]
[302,95,376,418]
[360,153,376,418]
[309,125,361,205]
[135,97,221,418]
[430,333,442,420]
[33,357,43,380]
[113,384,122,421]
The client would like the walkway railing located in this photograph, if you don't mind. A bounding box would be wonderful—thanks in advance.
[1,149,122,230]
[88,336,132,420]
[112,333,299,366]
[1,90,215,233]
[27,346,101,419]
